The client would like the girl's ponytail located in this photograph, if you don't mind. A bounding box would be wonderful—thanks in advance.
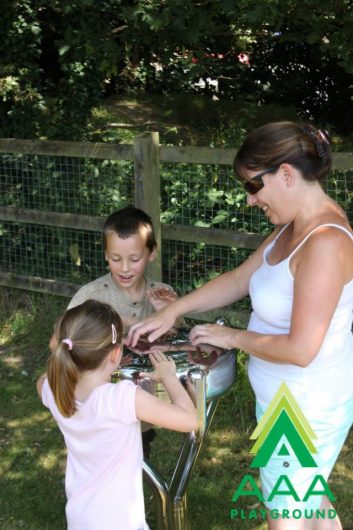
[46,300,123,418]
[47,339,79,417]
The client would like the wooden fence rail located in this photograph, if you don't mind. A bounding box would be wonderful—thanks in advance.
[1,133,352,301]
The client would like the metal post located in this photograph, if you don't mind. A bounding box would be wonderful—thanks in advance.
[143,460,170,530]
[144,398,219,530]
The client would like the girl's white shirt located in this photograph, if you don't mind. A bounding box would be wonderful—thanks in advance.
[42,378,149,530]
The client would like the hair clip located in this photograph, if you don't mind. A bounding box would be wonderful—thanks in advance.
[317,129,330,145]
[112,324,117,344]
[300,126,329,158]
[62,338,73,350]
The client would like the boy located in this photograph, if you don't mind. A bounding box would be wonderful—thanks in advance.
[68,206,177,330]
[68,206,180,458]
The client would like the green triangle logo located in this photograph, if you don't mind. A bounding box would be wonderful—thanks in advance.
[278,443,290,456]
[250,382,318,469]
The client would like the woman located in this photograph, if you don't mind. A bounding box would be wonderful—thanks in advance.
[127,122,353,529]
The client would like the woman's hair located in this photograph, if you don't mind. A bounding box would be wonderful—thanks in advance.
[233,121,332,182]
[47,300,123,418]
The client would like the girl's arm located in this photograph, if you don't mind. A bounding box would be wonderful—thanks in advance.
[127,228,280,347]
[190,228,352,367]
[135,352,197,432]
[36,373,47,398]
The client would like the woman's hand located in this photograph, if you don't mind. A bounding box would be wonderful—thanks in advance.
[126,306,177,347]
[189,324,238,350]
[139,351,176,382]
[126,341,172,356]
[147,287,177,312]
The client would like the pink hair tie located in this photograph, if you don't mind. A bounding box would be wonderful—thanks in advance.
[62,338,73,350]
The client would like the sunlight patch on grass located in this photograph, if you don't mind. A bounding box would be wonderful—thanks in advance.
[2,354,22,367]
[7,411,49,428]
[212,446,234,458]
[207,430,237,443]
[0,326,11,344]
[38,451,66,471]
[335,461,353,480]
[6,310,36,339]
[91,107,110,120]
[6,469,31,480]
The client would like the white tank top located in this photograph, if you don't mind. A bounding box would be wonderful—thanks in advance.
[247,223,353,411]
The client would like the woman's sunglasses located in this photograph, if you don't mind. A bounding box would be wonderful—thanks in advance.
[243,167,277,195]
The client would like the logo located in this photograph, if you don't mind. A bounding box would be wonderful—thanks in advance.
[249,382,317,468]
[230,382,336,521]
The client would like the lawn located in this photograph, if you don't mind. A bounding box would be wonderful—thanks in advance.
[1,286,353,530]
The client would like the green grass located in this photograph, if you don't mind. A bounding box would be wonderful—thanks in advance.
[1,286,353,529]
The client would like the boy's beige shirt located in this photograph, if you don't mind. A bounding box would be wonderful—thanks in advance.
[68,273,174,331]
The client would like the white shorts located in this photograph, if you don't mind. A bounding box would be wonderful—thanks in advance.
[256,394,353,513]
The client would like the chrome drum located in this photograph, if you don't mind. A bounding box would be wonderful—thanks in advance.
[113,328,237,435]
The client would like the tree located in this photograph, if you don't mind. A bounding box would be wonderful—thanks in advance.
[1,0,353,139]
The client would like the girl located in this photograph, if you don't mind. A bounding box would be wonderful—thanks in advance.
[37,299,197,530]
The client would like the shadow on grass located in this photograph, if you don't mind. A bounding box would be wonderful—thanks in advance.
[0,356,67,529]
[1,287,353,530]
[0,288,68,529]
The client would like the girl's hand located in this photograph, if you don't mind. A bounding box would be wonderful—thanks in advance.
[119,354,133,367]
[147,287,177,311]
[139,351,176,382]
[189,324,238,351]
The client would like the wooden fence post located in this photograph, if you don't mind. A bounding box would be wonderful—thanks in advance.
[133,132,162,281]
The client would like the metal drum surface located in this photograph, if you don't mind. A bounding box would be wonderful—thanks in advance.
[112,328,237,401]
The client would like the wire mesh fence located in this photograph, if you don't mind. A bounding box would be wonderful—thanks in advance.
[0,143,352,324]
[160,162,269,232]
[0,153,134,215]
[161,239,253,319]
[0,152,134,288]
[160,163,353,304]
[0,222,106,284]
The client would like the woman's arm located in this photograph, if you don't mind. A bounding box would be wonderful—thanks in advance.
[135,351,197,432]
[190,228,352,367]
[127,229,280,346]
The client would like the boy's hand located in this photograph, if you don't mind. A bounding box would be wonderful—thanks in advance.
[139,351,176,382]
[147,287,177,312]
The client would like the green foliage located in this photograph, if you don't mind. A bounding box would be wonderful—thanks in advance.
[108,1,353,133]
[0,152,133,285]
[1,1,353,139]
[0,0,125,139]
[0,0,45,137]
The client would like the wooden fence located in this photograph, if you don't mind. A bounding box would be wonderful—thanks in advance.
[0,132,353,308]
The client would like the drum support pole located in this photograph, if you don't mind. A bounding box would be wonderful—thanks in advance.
[143,461,169,530]
[168,399,219,530]
[143,398,219,530]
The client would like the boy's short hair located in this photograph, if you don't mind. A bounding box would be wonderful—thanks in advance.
[103,206,157,252]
